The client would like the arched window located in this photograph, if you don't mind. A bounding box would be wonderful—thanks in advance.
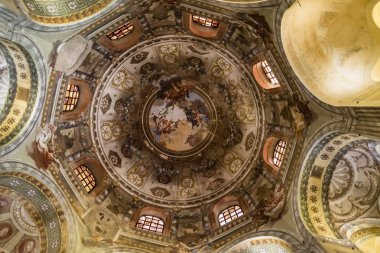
[261,60,279,85]
[218,205,244,226]
[63,83,79,112]
[192,15,220,28]
[74,165,96,193]
[107,22,134,40]
[273,140,286,167]
[135,215,164,234]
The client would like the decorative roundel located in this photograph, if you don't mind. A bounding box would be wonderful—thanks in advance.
[91,36,264,207]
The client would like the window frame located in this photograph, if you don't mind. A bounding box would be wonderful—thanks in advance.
[273,140,286,168]
[261,60,279,86]
[107,22,134,40]
[63,83,80,112]
[135,215,165,234]
[192,15,220,28]
[218,205,244,226]
[73,165,96,193]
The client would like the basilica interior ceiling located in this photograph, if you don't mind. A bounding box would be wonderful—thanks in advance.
[0,0,379,253]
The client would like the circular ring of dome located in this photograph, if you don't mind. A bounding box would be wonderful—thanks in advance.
[91,35,264,208]
[0,161,77,253]
[0,39,39,149]
[17,0,119,28]
[141,81,218,160]
[298,132,380,239]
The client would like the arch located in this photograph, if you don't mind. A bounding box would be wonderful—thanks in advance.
[183,12,228,39]
[97,19,143,51]
[282,0,380,106]
[130,206,171,236]
[0,38,41,155]
[0,161,77,253]
[210,195,248,230]
[61,77,91,121]
[253,60,281,91]
[298,132,380,241]
[263,135,288,175]
[73,165,96,193]
[68,156,107,196]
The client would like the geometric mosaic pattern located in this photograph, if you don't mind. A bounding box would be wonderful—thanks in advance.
[20,0,113,24]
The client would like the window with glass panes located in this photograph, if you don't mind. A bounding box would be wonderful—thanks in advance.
[261,60,279,85]
[63,83,79,112]
[273,140,286,167]
[107,22,134,40]
[218,205,244,226]
[135,215,164,234]
[192,15,220,28]
[74,165,96,193]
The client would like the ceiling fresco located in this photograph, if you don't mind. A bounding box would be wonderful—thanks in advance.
[0,194,40,253]
[1,0,377,252]
[92,36,264,207]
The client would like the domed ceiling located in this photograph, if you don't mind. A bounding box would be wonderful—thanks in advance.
[40,0,308,251]
[91,36,264,207]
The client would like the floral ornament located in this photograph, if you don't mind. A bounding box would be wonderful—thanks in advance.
[67,1,77,9]
[0,126,9,132]
[27,189,36,197]
[41,204,49,211]
[326,146,335,152]
[46,5,57,13]
[51,240,58,249]
[207,178,225,191]
[244,132,255,151]
[309,196,317,203]
[333,140,342,145]
[13,109,21,116]
[313,217,322,223]
[14,54,22,61]
[130,51,149,64]
[7,118,15,124]
[108,150,122,168]
[17,63,25,70]
[150,187,170,198]
[320,153,329,160]
[311,206,319,214]
[8,46,18,52]
[49,221,56,229]
[310,185,318,193]
[19,72,27,80]
[10,180,20,187]
[26,2,35,10]
[229,158,243,173]
[100,94,112,114]
[127,172,142,186]
[340,135,350,140]
[317,226,326,232]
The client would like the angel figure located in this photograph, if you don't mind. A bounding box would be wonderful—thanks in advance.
[27,123,59,169]
[263,183,286,221]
